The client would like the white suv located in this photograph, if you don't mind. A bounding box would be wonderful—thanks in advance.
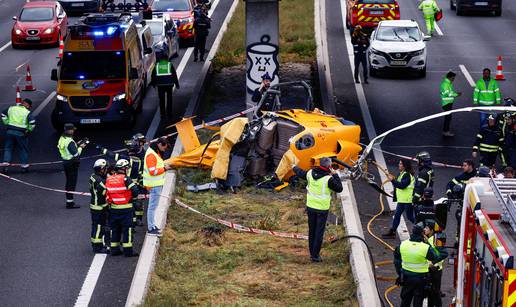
[368,20,429,78]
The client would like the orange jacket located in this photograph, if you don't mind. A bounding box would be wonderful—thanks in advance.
[145,150,165,176]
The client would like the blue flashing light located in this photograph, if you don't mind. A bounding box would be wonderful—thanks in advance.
[115,51,122,55]
[106,26,117,35]
[120,24,128,29]
[93,31,104,37]
[166,8,175,11]
[78,75,85,80]
[66,52,72,56]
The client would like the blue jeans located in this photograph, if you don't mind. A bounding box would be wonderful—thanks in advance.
[3,130,29,165]
[479,112,489,128]
[147,186,163,231]
[391,202,415,231]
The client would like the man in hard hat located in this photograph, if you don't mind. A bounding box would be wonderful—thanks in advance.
[57,123,88,209]
[472,114,504,167]
[89,159,109,254]
[440,71,461,137]
[143,137,172,235]
[293,157,343,262]
[151,44,180,119]
[418,0,439,36]
[473,68,501,128]
[394,223,445,307]
[1,98,35,173]
[105,159,140,257]
[412,151,434,206]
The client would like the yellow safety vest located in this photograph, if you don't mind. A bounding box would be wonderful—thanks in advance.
[473,79,501,105]
[306,169,332,211]
[400,240,430,273]
[143,147,166,187]
[57,136,81,161]
[428,235,444,271]
[3,105,33,131]
[396,172,415,203]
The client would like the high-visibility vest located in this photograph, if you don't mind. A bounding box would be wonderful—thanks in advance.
[106,174,133,209]
[419,0,438,18]
[306,169,332,211]
[143,147,166,187]
[395,172,415,203]
[428,235,444,270]
[473,79,501,105]
[57,136,81,161]
[156,60,172,76]
[89,174,107,210]
[400,240,430,273]
[3,104,33,131]
[440,78,458,106]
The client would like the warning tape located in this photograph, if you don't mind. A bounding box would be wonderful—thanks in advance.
[3,107,257,168]
[369,146,462,169]
[174,198,309,240]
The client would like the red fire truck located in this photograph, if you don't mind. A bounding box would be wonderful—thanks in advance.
[453,177,516,306]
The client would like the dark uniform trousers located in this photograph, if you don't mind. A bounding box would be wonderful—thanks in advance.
[63,160,79,204]
[307,207,329,259]
[480,152,498,167]
[158,86,173,118]
[401,275,426,307]
[91,207,110,251]
[194,34,208,60]
[133,198,145,225]
[110,207,134,256]
[428,269,443,307]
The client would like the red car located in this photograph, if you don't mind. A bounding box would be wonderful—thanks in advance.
[151,0,195,41]
[11,1,68,48]
[346,0,400,30]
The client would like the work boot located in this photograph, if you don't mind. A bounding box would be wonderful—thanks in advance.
[111,249,123,256]
[66,202,80,209]
[355,79,360,84]
[442,131,455,137]
[93,247,109,254]
[193,57,198,62]
[311,256,322,262]
[21,167,29,174]
[125,251,139,257]
[364,79,369,84]
[382,229,396,238]
[136,219,144,227]
[1,167,7,174]
[200,58,205,62]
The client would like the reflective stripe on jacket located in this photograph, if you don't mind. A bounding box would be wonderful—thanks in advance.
[89,174,107,210]
[396,171,415,203]
[57,136,82,161]
[419,0,438,18]
[2,104,34,132]
[440,78,458,106]
[473,79,501,105]
[428,235,444,270]
[143,147,166,187]
[106,174,134,208]
[400,240,430,273]
[306,169,332,211]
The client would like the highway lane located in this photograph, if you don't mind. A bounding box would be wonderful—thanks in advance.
[0,0,233,305]
[327,0,516,304]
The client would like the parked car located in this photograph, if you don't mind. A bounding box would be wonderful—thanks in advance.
[11,1,68,48]
[368,20,429,78]
[450,0,502,16]
[58,0,100,14]
[136,23,156,96]
[145,14,179,57]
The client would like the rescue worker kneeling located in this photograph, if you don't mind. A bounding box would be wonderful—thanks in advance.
[106,159,140,257]
[89,159,110,254]
[394,224,447,307]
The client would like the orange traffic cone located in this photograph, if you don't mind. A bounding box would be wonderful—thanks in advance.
[16,86,22,103]
[23,65,35,91]
[495,56,505,81]
[57,38,64,59]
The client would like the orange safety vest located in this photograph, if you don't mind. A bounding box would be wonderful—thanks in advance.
[106,174,132,206]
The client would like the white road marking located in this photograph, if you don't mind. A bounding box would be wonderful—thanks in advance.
[0,42,11,53]
[73,254,107,307]
[434,21,443,36]
[32,91,56,117]
[340,0,410,241]
[459,64,476,87]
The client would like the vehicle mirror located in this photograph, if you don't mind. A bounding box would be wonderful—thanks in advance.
[423,35,431,41]
[12,16,17,21]
[371,30,376,37]
[144,47,153,55]
[129,67,139,80]
[51,69,58,81]
[58,13,65,19]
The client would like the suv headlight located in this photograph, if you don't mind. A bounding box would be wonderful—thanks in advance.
[370,48,383,56]
[113,93,126,102]
[15,29,22,35]
[410,49,425,56]
[56,94,67,102]
[43,28,54,34]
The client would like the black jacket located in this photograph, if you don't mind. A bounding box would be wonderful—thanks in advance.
[293,166,343,194]
[413,166,434,204]
[446,169,476,195]
[473,125,504,153]
[351,33,369,55]
[193,15,211,37]
[89,172,107,208]
[151,61,179,88]
[415,199,435,225]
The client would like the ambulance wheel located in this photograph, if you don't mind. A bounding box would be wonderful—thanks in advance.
[369,66,377,78]
[494,9,501,16]
[141,74,147,99]
[12,43,20,49]
[51,111,63,131]
[418,66,427,78]
[456,5,463,15]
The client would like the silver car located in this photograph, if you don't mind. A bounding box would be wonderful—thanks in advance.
[145,14,179,58]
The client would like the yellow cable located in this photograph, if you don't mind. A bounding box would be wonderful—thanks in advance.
[375,260,394,266]
[384,285,399,307]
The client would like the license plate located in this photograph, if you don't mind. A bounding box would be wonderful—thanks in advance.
[26,37,40,41]
[71,3,84,6]
[474,2,488,5]
[369,10,384,15]
[80,118,100,124]
[390,60,407,66]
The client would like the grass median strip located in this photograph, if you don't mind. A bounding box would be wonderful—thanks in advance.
[145,169,357,306]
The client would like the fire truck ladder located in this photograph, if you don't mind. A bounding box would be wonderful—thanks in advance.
[490,178,516,232]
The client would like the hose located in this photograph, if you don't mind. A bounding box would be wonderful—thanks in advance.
[384,285,399,307]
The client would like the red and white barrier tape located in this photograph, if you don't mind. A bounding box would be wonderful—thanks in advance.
[174,198,308,240]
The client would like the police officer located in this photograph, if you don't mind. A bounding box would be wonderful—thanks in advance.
[251,72,276,111]
[394,224,445,307]
[98,140,145,226]
[351,25,369,84]
[151,44,180,119]
[193,6,211,62]
[415,188,435,225]
[446,159,476,196]
[1,98,35,173]
[472,114,504,167]
[58,123,87,209]
[293,157,343,262]
[105,159,139,257]
[89,159,109,254]
[413,151,434,206]
[424,221,445,307]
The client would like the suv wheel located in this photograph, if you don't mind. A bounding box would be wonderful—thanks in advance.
[419,66,427,78]
[51,110,63,131]
[494,9,501,16]
[369,66,377,77]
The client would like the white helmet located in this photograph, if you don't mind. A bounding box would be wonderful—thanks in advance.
[115,159,130,170]
[93,159,107,171]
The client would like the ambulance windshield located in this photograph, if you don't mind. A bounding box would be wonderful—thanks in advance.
[60,51,126,80]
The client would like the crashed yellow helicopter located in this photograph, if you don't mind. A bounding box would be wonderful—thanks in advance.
[165,81,363,189]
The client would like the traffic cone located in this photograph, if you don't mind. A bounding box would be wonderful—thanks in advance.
[57,38,64,59]
[16,86,22,103]
[495,55,505,81]
[23,65,35,91]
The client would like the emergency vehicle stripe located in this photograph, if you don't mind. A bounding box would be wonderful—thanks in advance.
[358,15,365,21]
[507,270,516,307]
[358,9,364,16]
